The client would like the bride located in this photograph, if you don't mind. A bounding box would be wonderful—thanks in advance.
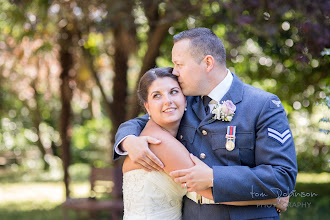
[122,67,287,220]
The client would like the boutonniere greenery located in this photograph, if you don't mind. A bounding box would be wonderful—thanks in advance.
[211,100,236,122]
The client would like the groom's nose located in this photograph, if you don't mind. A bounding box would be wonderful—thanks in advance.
[172,68,179,76]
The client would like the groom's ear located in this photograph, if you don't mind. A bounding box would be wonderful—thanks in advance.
[204,55,214,72]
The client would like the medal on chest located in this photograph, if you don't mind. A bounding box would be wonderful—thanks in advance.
[225,126,236,151]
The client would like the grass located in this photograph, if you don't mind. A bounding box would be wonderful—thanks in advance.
[280,182,330,220]
[0,200,113,220]
[0,181,91,220]
[0,201,64,220]
[0,164,329,220]
[0,164,114,220]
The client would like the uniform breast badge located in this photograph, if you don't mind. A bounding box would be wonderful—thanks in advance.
[225,126,236,151]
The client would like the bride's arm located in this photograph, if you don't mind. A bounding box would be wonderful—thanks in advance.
[125,120,285,209]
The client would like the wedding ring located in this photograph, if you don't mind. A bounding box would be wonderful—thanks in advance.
[184,183,187,189]
[276,208,281,214]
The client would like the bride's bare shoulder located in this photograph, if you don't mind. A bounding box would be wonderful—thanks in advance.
[141,120,174,140]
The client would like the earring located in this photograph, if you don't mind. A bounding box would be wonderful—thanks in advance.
[148,116,151,120]
[184,107,187,111]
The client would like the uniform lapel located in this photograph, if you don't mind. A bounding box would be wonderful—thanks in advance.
[200,73,244,127]
[219,73,244,105]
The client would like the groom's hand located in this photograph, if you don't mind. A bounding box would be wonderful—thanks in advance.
[122,135,164,171]
[275,196,290,212]
[170,154,213,192]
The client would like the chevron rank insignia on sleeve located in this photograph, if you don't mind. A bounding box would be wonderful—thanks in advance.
[271,100,281,107]
[267,128,292,145]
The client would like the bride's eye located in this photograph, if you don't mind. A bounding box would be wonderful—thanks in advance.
[153,93,161,99]
[170,89,179,95]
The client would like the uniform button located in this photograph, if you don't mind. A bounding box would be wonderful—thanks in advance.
[200,153,206,159]
[202,130,208,136]
[180,135,183,139]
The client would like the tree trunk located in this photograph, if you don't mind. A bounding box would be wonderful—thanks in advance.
[110,27,130,168]
[31,80,50,170]
[59,28,74,198]
[111,27,128,132]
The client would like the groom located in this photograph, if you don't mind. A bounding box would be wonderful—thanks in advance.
[114,27,297,220]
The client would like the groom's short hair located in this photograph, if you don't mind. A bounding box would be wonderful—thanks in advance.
[173,27,226,66]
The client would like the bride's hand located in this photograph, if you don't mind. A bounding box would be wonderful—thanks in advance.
[122,135,164,171]
[170,154,213,192]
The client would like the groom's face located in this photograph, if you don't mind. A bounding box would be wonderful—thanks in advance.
[172,39,207,96]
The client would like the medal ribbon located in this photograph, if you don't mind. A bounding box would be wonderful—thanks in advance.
[226,126,236,140]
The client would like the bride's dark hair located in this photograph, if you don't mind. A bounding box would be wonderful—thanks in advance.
[137,67,177,109]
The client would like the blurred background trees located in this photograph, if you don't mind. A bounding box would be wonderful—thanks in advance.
[0,0,329,197]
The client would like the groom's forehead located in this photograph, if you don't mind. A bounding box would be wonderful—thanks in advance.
[172,47,191,62]
[173,39,190,51]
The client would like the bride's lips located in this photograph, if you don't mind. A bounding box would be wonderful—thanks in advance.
[163,107,177,113]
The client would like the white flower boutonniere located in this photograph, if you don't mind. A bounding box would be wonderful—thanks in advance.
[211,100,236,122]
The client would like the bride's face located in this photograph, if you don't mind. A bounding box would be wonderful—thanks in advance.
[144,77,186,128]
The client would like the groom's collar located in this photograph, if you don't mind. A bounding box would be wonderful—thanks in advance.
[196,71,244,105]
[190,71,243,121]
[223,72,244,105]
[202,69,233,102]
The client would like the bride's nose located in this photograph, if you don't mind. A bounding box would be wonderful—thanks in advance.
[164,94,173,105]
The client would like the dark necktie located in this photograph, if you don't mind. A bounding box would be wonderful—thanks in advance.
[202,96,212,114]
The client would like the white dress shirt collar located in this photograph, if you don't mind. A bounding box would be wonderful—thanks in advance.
[207,69,233,102]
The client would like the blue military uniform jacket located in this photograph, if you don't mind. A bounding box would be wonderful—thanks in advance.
[114,73,298,220]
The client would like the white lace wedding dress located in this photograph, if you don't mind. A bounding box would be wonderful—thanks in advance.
[123,169,187,220]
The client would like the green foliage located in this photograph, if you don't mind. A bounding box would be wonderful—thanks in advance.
[297,151,329,173]
[281,182,330,220]
[318,86,330,134]
[1,0,329,174]
[84,32,104,56]
[0,162,90,183]
[71,118,112,166]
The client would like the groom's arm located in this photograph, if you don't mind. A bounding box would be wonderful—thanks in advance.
[113,114,148,160]
[113,114,164,171]
[212,95,297,203]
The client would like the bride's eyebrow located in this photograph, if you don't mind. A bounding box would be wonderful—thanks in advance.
[150,87,180,95]
[150,90,160,95]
